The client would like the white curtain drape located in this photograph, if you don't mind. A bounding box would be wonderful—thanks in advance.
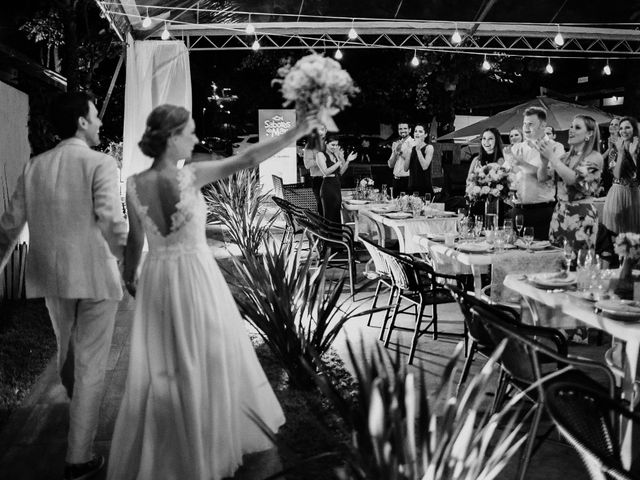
[122,35,192,179]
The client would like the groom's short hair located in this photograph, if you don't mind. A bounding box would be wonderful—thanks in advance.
[54,91,96,139]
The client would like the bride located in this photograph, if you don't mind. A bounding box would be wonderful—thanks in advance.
[107,104,320,480]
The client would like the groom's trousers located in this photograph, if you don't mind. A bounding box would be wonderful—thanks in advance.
[45,297,118,464]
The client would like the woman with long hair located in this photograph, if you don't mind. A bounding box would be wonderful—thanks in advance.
[508,127,523,145]
[539,115,603,250]
[600,116,621,194]
[466,127,505,216]
[406,123,435,196]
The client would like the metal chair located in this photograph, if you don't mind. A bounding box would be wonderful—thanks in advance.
[546,381,640,480]
[471,303,618,480]
[378,248,464,364]
[358,235,396,329]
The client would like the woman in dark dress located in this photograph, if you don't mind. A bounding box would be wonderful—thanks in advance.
[406,124,435,197]
[316,134,357,225]
[465,127,505,216]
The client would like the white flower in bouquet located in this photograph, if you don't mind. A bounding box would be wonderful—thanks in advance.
[614,232,640,260]
[359,177,374,189]
[273,53,359,132]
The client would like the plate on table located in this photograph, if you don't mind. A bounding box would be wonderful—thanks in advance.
[515,239,551,251]
[456,242,493,253]
[566,290,601,303]
[371,206,398,214]
[426,233,457,242]
[529,271,576,288]
[595,299,640,321]
[346,199,369,205]
[384,211,413,219]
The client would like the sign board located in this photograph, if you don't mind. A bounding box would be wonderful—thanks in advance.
[577,76,589,84]
[258,109,297,193]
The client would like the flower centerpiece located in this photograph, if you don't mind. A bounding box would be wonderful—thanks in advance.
[272,53,359,149]
[357,177,374,199]
[465,162,511,223]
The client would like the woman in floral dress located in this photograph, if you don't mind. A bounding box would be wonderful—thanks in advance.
[539,115,603,251]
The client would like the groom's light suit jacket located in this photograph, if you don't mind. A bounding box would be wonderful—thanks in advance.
[0,138,127,300]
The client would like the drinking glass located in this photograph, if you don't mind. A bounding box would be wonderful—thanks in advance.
[503,219,514,244]
[457,207,468,219]
[381,184,388,201]
[423,193,432,205]
[515,214,524,237]
[563,239,574,273]
[485,213,498,231]
[522,227,535,252]
[494,228,506,253]
[474,215,483,238]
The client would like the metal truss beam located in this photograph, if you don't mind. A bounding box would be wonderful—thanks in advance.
[162,21,640,57]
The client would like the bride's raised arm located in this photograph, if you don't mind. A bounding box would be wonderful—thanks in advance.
[190,114,321,189]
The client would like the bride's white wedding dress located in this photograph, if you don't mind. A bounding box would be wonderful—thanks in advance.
[107,165,284,480]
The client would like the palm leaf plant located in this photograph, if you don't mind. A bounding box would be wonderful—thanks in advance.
[313,339,529,480]
[232,240,357,390]
[202,168,275,260]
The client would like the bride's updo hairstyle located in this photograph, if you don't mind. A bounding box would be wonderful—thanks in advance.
[139,104,191,158]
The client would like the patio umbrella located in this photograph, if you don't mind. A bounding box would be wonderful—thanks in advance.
[438,96,613,141]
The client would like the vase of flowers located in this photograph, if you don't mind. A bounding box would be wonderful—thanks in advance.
[613,233,640,299]
[465,162,511,227]
[273,53,360,150]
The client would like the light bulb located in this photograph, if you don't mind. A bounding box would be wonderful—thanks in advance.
[411,53,419,67]
[554,32,564,46]
[245,23,255,35]
[546,59,554,74]
[452,24,462,44]
[161,23,170,40]
[603,63,612,75]
[334,48,343,60]
[482,56,491,71]
[348,27,358,40]
[142,8,152,29]
[251,39,260,51]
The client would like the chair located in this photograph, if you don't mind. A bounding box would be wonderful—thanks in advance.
[378,248,465,365]
[470,303,618,480]
[272,174,285,198]
[298,210,366,296]
[358,235,396,328]
[546,382,640,480]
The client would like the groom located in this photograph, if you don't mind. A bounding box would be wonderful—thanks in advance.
[0,92,126,480]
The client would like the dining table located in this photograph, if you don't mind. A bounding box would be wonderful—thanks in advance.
[503,273,640,468]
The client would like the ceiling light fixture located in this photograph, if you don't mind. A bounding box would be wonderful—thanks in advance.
[545,58,554,74]
[554,24,564,46]
[451,23,462,44]
[161,22,170,40]
[334,48,343,60]
[252,37,260,51]
[482,54,491,71]
[411,50,419,67]
[348,19,358,40]
[142,8,152,29]
[603,61,612,75]
[245,14,255,34]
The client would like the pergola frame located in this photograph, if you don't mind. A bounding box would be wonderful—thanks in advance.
[97,2,640,58]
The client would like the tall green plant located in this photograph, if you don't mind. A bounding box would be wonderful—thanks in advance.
[202,169,275,260]
[314,339,528,480]
[232,240,356,390]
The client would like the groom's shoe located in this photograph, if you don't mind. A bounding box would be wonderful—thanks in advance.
[63,455,105,480]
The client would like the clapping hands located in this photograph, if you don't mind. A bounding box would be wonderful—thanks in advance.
[630,136,639,157]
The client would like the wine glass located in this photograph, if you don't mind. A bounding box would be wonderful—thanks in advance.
[563,238,574,273]
[522,227,535,252]
[515,214,524,237]
[423,193,432,205]
[473,215,484,238]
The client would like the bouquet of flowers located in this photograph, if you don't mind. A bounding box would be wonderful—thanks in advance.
[272,53,359,143]
[614,232,640,260]
[359,177,374,189]
[465,162,511,204]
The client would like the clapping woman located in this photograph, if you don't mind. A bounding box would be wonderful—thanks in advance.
[538,115,603,251]
[316,133,357,224]
[601,116,621,194]
[466,127,505,216]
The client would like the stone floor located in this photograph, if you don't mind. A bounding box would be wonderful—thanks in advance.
[0,237,620,480]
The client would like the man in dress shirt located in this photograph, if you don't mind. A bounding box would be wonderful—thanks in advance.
[0,92,126,479]
[507,107,565,240]
[388,121,415,197]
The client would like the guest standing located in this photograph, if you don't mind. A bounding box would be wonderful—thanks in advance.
[316,134,357,225]
[0,92,127,480]
[387,121,414,196]
[303,124,327,215]
[508,107,565,240]
[539,115,603,251]
[406,123,435,197]
[466,127,505,216]
[508,127,523,145]
[602,116,640,237]
[601,116,621,194]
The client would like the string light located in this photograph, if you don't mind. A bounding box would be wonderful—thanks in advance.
[245,14,255,34]
[161,22,170,40]
[411,50,419,67]
[451,23,462,44]
[482,54,491,71]
[554,24,565,46]
[603,61,612,75]
[251,37,260,51]
[545,58,554,74]
[348,19,358,40]
[334,48,343,60]
[141,8,151,29]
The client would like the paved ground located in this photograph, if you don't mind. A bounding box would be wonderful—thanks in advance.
[0,234,622,479]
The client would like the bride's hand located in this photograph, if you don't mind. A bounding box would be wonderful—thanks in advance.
[297,112,324,136]
[124,277,137,297]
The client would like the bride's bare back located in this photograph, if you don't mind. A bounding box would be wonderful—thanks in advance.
[130,168,182,237]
